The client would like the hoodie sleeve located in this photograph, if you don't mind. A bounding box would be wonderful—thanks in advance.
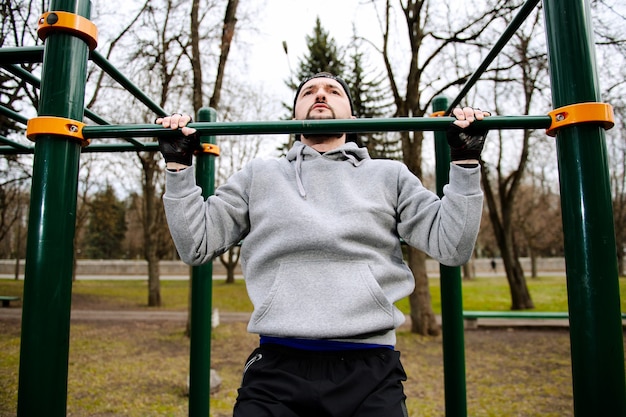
[396,163,483,266]
[162,167,250,266]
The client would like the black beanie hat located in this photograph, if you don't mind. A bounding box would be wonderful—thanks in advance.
[293,72,360,144]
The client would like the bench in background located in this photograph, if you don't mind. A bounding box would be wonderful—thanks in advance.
[0,296,20,308]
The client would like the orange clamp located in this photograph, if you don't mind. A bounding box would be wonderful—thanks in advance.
[430,111,446,118]
[547,102,614,137]
[38,11,98,50]
[26,116,89,146]
[199,143,220,156]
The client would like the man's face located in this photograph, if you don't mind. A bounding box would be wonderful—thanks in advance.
[293,77,354,121]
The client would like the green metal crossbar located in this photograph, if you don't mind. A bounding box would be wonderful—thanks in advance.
[463,311,626,320]
[81,115,552,138]
[0,46,44,64]
[0,116,553,155]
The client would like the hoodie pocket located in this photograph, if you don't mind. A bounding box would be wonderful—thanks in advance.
[250,260,395,339]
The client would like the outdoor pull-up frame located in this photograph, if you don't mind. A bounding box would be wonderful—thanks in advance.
[1,0,624,416]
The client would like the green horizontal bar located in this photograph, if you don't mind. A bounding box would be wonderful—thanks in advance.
[0,46,44,64]
[82,142,157,153]
[82,115,552,139]
[0,146,31,155]
[0,143,153,155]
[0,115,553,155]
[463,311,626,319]
[0,136,32,151]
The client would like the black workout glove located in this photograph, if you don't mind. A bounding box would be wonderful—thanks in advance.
[446,123,489,162]
[157,122,200,166]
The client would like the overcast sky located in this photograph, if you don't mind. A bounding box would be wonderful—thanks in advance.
[237,0,380,105]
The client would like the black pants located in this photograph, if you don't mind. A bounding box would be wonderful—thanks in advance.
[234,344,409,417]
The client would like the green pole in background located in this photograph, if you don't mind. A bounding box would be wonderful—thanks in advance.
[189,107,218,416]
[17,0,91,416]
[433,96,467,417]
[542,0,626,416]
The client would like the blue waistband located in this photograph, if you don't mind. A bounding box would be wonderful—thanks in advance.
[259,336,394,352]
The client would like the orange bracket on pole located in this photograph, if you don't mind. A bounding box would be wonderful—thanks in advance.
[430,111,446,118]
[198,143,220,156]
[38,11,98,50]
[547,102,614,137]
[26,116,89,146]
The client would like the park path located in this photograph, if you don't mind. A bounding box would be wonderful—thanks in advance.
[0,307,251,323]
[0,307,577,329]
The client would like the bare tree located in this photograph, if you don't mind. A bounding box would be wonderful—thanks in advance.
[608,104,626,276]
[513,177,562,277]
[214,87,267,283]
[208,0,240,109]
[592,0,626,276]
[373,0,511,334]
[480,6,552,309]
[0,0,43,274]
[82,0,244,306]
[0,159,30,283]
[72,155,100,280]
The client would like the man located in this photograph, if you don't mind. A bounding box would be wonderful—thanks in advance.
[157,72,488,417]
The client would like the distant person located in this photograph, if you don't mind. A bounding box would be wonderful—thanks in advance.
[491,258,497,273]
[156,72,489,416]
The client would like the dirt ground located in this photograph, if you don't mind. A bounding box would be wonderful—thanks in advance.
[1,294,621,416]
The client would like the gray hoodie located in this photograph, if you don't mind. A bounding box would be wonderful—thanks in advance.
[163,141,483,346]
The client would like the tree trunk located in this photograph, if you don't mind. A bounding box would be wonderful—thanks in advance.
[14,257,20,281]
[500,242,534,310]
[147,252,161,306]
[139,155,162,307]
[530,247,538,278]
[190,0,203,113]
[209,0,240,109]
[408,247,440,336]
[463,258,475,280]
[399,129,439,335]
[219,246,240,284]
[14,213,22,280]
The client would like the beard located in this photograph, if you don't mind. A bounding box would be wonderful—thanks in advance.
[303,105,342,141]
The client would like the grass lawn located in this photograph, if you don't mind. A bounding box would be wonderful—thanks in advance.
[3,275,625,313]
[1,275,626,416]
[0,319,580,417]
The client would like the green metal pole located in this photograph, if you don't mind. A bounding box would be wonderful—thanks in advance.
[17,1,91,416]
[542,1,626,416]
[433,96,467,417]
[188,107,217,417]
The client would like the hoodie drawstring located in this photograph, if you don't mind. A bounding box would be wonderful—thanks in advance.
[295,145,307,199]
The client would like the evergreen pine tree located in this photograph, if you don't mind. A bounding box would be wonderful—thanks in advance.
[279,17,346,153]
[281,18,398,155]
[345,37,400,158]
[290,17,346,90]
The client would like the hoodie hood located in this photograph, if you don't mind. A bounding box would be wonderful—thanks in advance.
[287,141,371,198]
